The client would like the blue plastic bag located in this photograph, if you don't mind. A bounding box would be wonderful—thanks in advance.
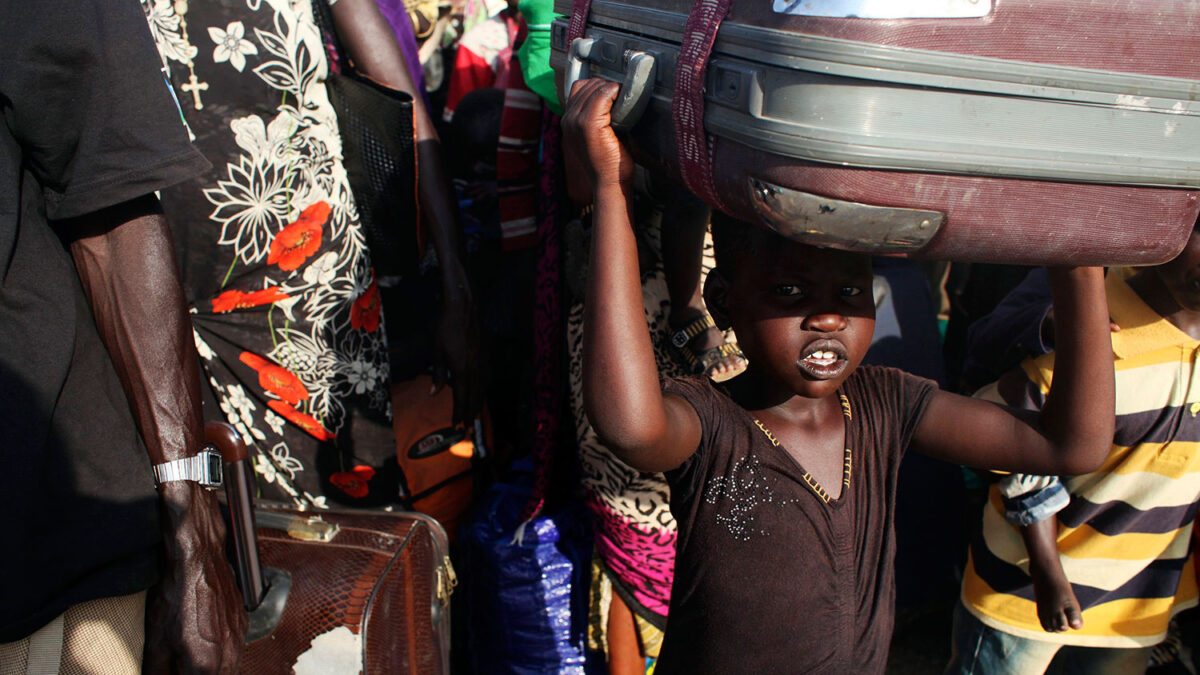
[464,466,594,674]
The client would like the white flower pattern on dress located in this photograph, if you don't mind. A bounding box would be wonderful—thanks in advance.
[303,251,340,285]
[143,0,389,510]
[209,21,259,72]
[143,0,198,66]
[193,330,216,361]
[263,409,286,435]
[269,442,304,479]
[205,154,299,265]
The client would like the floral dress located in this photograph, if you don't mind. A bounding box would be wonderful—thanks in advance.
[142,0,390,507]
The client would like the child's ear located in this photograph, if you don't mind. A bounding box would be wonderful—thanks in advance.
[703,268,733,330]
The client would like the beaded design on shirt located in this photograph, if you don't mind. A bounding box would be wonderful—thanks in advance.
[702,453,796,541]
[701,395,854,540]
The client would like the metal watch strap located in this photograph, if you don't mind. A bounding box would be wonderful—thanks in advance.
[153,447,224,488]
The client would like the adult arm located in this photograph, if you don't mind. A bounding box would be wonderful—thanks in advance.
[66,196,246,674]
[566,79,702,473]
[960,267,1053,392]
[911,266,1114,475]
[329,0,482,423]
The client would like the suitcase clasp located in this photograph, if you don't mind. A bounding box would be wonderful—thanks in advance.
[437,555,458,607]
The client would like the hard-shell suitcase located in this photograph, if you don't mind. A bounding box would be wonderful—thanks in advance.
[550,0,1200,265]
[207,423,455,675]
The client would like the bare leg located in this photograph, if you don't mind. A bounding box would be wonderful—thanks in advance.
[1022,517,1083,633]
[607,591,645,675]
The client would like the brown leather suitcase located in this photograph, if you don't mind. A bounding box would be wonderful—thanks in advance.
[551,0,1200,265]
[240,506,455,675]
[206,423,455,675]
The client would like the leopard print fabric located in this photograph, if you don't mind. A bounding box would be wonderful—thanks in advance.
[567,205,723,621]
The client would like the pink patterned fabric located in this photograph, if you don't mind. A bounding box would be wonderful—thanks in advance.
[591,497,676,618]
[672,0,732,213]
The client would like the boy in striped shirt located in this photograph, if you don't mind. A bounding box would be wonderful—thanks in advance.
[951,224,1200,674]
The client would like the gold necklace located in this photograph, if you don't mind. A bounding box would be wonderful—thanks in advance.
[752,394,853,504]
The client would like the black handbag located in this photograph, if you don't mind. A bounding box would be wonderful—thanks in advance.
[312,0,421,281]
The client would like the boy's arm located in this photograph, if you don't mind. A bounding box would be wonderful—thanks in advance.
[566,79,702,473]
[911,266,1113,475]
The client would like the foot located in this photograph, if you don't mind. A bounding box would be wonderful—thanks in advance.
[669,308,748,382]
[1032,568,1083,632]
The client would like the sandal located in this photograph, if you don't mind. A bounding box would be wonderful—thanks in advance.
[671,314,748,383]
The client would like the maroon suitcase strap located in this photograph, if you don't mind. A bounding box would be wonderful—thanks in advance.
[566,0,592,46]
[569,0,731,212]
[673,0,732,213]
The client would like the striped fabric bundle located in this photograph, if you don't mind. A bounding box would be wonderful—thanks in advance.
[963,271,1200,647]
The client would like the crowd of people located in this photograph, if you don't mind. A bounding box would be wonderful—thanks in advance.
[3,0,1200,674]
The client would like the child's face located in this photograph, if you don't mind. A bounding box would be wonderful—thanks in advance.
[721,232,876,400]
[1153,228,1200,312]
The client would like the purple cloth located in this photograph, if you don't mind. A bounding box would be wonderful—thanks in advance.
[375,0,430,106]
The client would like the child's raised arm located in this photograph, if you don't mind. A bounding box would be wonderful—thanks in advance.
[911,267,1114,475]
[564,79,702,473]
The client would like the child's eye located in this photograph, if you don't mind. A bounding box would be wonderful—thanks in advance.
[774,285,804,297]
[841,286,863,297]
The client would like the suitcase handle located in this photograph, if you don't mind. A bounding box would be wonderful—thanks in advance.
[205,421,265,610]
[205,422,291,643]
[565,37,656,133]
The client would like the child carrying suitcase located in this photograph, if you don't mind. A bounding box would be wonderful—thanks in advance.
[565,78,1117,673]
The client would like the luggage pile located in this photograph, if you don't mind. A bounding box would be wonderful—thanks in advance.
[551,0,1200,265]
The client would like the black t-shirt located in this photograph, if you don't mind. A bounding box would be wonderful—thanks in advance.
[659,366,936,674]
[0,0,209,641]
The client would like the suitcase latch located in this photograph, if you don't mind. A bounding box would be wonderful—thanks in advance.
[437,555,458,607]
[255,510,340,542]
[749,178,943,253]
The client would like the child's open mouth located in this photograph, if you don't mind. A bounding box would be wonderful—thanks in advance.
[797,340,848,380]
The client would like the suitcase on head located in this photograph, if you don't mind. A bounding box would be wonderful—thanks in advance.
[550,0,1200,265]
[206,423,455,675]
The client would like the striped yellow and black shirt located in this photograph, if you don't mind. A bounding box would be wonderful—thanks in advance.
[963,271,1200,647]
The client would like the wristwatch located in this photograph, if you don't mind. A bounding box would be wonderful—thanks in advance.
[153,447,224,489]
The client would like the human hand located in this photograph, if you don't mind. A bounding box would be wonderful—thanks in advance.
[433,263,483,425]
[144,482,246,674]
[562,78,634,201]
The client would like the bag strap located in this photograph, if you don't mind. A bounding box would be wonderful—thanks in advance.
[310,0,350,74]
[566,0,593,46]
[519,108,565,524]
[672,0,733,213]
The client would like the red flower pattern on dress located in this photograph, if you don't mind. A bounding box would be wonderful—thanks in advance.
[211,286,290,313]
[266,399,336,441]
[349,278,381,332]
[268,201,330,271]
[239,352,308,405]
[329,465,375,498]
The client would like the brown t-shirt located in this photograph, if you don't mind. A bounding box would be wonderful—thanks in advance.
[658,366,937,674]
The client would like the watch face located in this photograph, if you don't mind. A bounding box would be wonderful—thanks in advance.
[203,451,225,487]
